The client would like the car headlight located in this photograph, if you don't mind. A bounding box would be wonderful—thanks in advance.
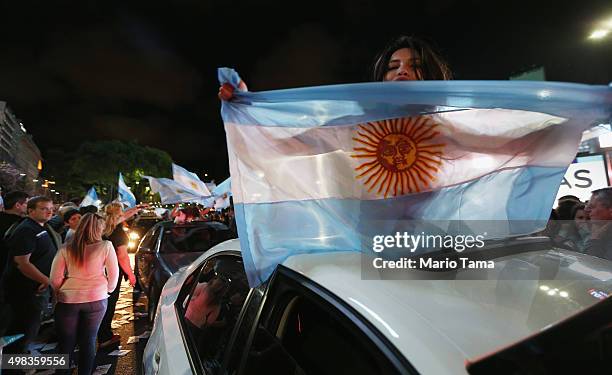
[129,232,140,240]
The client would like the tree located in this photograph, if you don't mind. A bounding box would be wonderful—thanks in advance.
[44,141,173,203]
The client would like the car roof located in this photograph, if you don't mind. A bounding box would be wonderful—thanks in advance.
[203,239,612,375]
[157,220,229,230]
[282,249,612,374]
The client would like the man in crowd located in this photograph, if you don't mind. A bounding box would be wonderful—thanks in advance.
[1,196,61,355]
[62,208,81,243]
[0,191,29,337]
[47,202,78,236]
[585,187,612,261]
[0,191,29,278]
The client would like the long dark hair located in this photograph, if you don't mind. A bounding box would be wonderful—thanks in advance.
[372,35,452,81]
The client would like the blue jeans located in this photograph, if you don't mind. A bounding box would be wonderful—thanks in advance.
[55,299,107,375]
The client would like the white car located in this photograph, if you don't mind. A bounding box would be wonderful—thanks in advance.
[143,237,612,375]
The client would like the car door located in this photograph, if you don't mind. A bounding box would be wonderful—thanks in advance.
[137,225,161,292]
[174,252,251,375]
[222,266,416,375]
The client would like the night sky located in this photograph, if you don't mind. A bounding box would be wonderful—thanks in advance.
[1,0,611,181]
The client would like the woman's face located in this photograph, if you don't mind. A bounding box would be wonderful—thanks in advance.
[68,213,81,230]
[384,48,422,82]
[574,208,588,226]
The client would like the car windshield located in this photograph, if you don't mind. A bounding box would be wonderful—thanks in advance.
[160,222,234,253]
[134,218,161,231]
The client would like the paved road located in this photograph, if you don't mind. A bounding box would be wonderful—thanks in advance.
[92,280,151,375]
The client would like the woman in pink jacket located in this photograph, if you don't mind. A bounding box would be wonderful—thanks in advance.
[50,213,119,375]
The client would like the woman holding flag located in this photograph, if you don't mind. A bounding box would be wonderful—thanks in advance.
[97,202,146,348]
[371,35,451,81]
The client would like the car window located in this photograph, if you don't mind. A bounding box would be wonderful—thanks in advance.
[138,227,157,250]
[181,255,250,374]
[161,225,233,253]
[135,216,159,228]
[241,272,400,375]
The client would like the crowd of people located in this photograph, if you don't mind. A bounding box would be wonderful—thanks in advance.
[167,203,236,233]
[0,189,239,374]
[542,188,612,260]
[0,191,148,374]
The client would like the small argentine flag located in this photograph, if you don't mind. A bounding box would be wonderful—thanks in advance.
[144,175,209,205]
[212,177,232,210]
[80,186,99,207]
[118,173,136,208]
[172,163,211,197]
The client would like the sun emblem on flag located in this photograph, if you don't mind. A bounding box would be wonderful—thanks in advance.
[190,182,198,191]
[352,116,444,197]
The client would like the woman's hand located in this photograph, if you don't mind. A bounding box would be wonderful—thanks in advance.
[128,273,137,287]
[218,80,248,101]
[218,83,235,101]
[37,277,50,293]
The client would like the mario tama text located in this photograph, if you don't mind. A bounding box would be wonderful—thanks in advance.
[372,257,494,270]
[370,232,494,270]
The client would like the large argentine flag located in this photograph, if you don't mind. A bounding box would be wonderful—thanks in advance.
[80,187,99,208]
[118,173,136,208]
[219,68,612,286]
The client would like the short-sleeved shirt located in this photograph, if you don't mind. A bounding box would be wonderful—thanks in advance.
[105,225,129,250]
[2,217,60,297]
[104,224,129,278]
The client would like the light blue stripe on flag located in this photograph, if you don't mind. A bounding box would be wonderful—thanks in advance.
[218,68,612,127]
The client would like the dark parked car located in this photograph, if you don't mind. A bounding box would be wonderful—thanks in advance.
[127,214,164,252]
[134,220,236,322]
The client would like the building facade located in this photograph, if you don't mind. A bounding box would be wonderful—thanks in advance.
[0,101,42,194]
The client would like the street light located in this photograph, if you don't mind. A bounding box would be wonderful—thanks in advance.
[588,16,612,40]
[589,29,610,40]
